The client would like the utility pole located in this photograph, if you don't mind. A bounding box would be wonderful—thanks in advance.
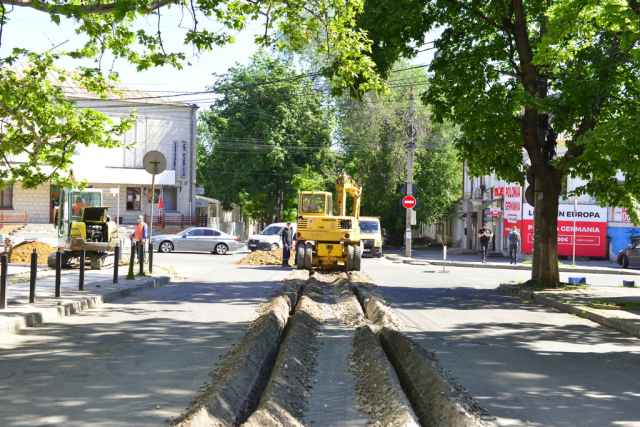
[405,86,415,258]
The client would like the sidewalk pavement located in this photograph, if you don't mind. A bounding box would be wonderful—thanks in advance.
[498,282,640,338]
[384,248,640,276]
[0,263,170,335]
[385,248,640,338]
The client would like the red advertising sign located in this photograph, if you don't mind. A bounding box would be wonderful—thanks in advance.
[502,183,523,234]
[489,207,502,216]
[612,207,637,224]
[521,203,607,257]
[402,195,417,209]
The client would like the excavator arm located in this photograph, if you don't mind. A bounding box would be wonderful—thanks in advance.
[335,171,362,218]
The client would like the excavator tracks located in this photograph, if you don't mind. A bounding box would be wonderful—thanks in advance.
[173,271,491,427]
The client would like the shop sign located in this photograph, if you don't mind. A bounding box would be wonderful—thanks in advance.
[521,203,607,257]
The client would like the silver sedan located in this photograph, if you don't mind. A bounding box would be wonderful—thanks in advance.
[151,227,239,255]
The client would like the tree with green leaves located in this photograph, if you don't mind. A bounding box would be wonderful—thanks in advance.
[340,0,640,287]
[0,50,133,188]
[197,50,333,224]
[2,0,384,188]
[337,63,461,244]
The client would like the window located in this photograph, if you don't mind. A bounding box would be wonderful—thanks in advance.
[202,229,221,237]
[360,221,380,233]
[70,191,101,218]
[0,184,13,208]
[126,187,141,210]
[184,229,202,237]
[261,226,283,236]
[302,194,325,213]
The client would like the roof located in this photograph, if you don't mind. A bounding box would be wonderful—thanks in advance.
[8,62,194,108]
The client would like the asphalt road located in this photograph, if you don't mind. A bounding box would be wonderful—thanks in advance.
[364,256,640,427]
[1,249,639,427]
[0,249,290,427]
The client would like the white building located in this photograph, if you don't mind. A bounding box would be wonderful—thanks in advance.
[5,65,198,225]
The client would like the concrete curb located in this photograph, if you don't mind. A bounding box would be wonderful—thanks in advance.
[387,255,640,276]
[0,276,171,335]
[498,284,640,338]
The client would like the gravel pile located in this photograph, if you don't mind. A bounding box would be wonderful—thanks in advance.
[8,241,57,264]
[233,248,296,266]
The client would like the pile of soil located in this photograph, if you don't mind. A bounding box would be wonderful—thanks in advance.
[232,248,296,266]
[9,241,57,265]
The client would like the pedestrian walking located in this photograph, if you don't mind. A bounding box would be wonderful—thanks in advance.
[507,226,521,265]
[478,223,493,263]
[279,222,295,267]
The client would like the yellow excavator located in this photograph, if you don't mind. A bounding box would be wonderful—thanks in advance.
[296,171,363,271]
[48,188,120,269]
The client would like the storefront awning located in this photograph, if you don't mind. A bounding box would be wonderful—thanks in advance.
[73,165,176,186]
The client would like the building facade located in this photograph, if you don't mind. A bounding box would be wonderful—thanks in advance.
[4,72,198,225]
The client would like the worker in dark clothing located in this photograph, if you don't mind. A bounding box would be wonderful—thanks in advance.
[478,222,493,263]
[279,223,295,267]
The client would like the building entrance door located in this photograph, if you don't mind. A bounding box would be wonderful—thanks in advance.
[50,186,60,223]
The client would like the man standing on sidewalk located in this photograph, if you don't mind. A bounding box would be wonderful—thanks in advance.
[478,222,493,263]
[507,226,521,265]
[130,215,148,264]
[279,222,295,267]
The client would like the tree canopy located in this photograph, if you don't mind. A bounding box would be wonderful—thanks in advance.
[0,50,133,188]
[197,50,333,224]
[342,0,640,287]
[337,63,461,242]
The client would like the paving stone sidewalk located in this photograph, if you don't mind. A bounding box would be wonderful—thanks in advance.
[0,263,170,335]
[498,282,640,338]
[385,249,640,276]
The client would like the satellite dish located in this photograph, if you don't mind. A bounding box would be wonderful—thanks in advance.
[143,151,167,175]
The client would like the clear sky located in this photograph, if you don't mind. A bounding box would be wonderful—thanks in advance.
[2,6,434,109]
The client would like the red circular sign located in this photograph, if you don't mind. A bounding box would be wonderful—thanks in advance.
[402,195,417,209]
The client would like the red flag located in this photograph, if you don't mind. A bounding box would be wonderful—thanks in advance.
[158,196,164,210]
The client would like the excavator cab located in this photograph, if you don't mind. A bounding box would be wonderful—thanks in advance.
[300,192,333,216]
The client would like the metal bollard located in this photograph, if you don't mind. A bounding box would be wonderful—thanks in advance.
[0,254,7,309]
[148,241,153,273]
[138,241,144,275]
[55,249,61,298]
[79,247,85,291]
[113,246,120,284]
[29,249,37,303]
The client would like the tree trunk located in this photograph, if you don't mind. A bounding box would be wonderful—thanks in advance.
[535,172,562,288]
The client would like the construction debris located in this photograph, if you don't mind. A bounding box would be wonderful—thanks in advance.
[232,248,296,266]
[8,241,58,265]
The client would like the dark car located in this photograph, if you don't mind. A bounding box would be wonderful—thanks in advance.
[617,241,640,268]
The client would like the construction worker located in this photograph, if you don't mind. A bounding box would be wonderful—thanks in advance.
[72,197,87,215]
[130,215,148,263]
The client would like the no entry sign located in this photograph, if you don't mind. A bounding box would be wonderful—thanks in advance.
[402,195,417,209]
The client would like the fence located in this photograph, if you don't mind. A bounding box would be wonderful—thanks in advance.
[144,214,207,228]
[0,212,28,228]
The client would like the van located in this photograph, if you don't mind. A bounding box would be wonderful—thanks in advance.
[359,217,383,257]
[247,222,297,251]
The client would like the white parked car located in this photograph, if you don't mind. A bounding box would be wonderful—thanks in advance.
[247,223,297,251]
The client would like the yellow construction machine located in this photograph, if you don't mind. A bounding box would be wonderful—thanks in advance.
[296,171,363,271]
[48,188,120,269]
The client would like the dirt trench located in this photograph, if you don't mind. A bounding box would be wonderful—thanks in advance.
[173,270,490,427]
